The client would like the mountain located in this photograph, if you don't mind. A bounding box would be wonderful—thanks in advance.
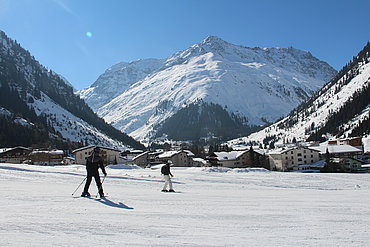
[81,36,337,143]
[0,30,144,150]
[79,58,165,112]
[228,42,370,148]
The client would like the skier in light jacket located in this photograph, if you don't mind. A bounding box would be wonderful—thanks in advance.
[161,160,175,192]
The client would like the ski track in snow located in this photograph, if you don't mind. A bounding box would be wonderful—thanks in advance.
[1,163,370,246]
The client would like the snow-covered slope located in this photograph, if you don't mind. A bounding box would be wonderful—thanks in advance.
[0,30,143,149]
[91,36,336,141]
[228,43,370,147]
[79,58,165,112]
[30,91,125,148]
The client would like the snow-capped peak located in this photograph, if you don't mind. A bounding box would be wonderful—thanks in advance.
[83,37,337,142]
[79,58,165,112]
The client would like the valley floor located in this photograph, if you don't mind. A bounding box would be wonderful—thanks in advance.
[1,163,370,246]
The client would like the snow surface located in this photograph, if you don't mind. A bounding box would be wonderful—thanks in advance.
[1,163,370,246]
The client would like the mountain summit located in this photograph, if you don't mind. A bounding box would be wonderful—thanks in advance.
[81,36,337,143]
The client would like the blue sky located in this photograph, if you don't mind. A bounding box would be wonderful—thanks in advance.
[0,0,369,90]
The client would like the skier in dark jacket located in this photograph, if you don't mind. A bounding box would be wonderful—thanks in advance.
[81,147,107,197]
[161,160,174,192]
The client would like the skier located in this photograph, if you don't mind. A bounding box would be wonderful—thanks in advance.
[81,147,107,197]
[161,160,175,192]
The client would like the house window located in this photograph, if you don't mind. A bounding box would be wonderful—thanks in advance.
[286,157,288,160]
[291,151,293,154]
[297,153,302,157]
[292,161,294,164]
[311,160,314,163]
[304,150,306,153]
[298,158,302,162]
[304,155,306,158]
[311,155,313,158]
[291,156,293,159]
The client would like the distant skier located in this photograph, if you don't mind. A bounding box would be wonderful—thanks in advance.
[161,160,175,192]
[81,147,107,197]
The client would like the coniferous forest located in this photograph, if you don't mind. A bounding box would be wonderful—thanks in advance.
[0,31,144,150]
[155,102,262,143]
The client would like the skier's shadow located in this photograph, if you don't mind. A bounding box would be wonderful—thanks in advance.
[97,198,134,210]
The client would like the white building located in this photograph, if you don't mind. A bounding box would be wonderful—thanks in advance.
[72,146,120,165]
[157,150,193,167]
[269,146,321,171]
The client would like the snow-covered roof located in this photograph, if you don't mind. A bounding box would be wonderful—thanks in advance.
[193,158,207,164]
[0,146,31,154]
[157,150,182,159]
[232,146,267,155]
[268,147,293,155]
[125,149,144,154]
[268,146,321,155]
[72,145,120,153]
[133,151,149,160]
[253,148,266,155]
[30,150,64,155]
[183,150,195,157]
[309,144,362,154]
[213,151,246,161]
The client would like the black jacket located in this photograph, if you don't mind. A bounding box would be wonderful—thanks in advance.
[86,154,106,175]
[161,164,173,176]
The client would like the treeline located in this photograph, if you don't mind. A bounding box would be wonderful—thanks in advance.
[281,42,370,130]
[308,83,370,141]
[154,102,261,143]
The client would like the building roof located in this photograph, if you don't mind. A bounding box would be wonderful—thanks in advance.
[309,144,362,154]
[72,145,120,153]
[268,146,320,155]
[0,146,31,154]
[183,150,195,157]
[133,151,149,161]
[193,157,207,164]
[213,151,246,161]
[157,150,183,159]
[30,150,64,155]
[253,148,266,155]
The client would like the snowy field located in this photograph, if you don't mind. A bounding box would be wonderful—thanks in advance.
[1,163,370,247]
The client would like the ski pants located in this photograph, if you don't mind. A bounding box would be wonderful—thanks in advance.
[83,171,104,195]
[163,175,173,190]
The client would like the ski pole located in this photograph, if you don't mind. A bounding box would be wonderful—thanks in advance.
[72,176,87,196]
[95,175,107,198]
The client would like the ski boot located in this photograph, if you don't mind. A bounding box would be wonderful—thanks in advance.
[81,192,91,197]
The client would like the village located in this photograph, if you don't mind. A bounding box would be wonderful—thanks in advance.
[0,136,369,173]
